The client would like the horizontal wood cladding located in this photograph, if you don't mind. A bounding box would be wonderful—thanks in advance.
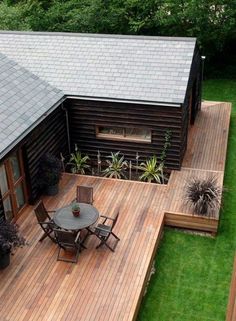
[24,106,68,203]
[180,45,202,163]
[0,190,4,221]
[67,99,183,169]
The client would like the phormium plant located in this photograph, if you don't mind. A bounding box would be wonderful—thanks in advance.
[185,176,222,216]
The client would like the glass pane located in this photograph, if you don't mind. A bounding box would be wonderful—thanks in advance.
[10,152,21,182]
[125,128,151,141]
[15,184,25,211]
[99,127,123,136]
[3,197,13,221]
[0,164,9,195]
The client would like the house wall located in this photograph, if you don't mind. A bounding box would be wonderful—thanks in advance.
[66,99,184,170]
[23,105,68,203]
[180,45,202,163]
[0,190,4,222]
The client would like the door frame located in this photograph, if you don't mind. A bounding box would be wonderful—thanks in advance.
[1,149,28,221]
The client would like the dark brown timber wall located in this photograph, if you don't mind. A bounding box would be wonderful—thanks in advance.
[66,99,183,170]
[180,44,202,163]
[23,106,68,203]
[0,190,4,222]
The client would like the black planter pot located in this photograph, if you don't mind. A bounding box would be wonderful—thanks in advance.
[0,251,10,269]
[46,184,59,196]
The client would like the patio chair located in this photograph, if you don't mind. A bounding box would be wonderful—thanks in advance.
[53,229,81,263]
[34,200,56,243]
[94,211,120,252]
[76,185,93,204]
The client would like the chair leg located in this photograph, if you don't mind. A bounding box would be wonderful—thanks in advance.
[111,232,120,241]
[57,246,79,263]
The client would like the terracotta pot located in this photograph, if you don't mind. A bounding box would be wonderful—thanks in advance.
[72,210,80,217]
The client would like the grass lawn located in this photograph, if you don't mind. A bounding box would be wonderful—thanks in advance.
[138,79,236,321]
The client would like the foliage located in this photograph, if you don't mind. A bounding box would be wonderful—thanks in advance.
[0,0,235,66]
[0,220,25,253]
[160,130,171,163]
[71,202,80,212]
[68,146,90,174]
[137,156,165,183]
[103,151,128,179]
[38,153,62,186]
[185,176,221,216]
[138,79,236,321]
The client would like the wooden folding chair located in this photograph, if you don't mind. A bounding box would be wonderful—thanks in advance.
[76,185,93,204]
[54,229,81,263]
[94,212,120,252]
[34,200,56,243]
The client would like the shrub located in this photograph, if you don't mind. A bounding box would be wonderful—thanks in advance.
[38,153,62,186]
[0,221,25,254]
[103,151,128,179]
[185,176,222,216]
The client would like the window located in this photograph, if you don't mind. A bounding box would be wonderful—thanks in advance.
[96,126,151,142]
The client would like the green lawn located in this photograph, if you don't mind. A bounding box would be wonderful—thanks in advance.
[138,79,236,321]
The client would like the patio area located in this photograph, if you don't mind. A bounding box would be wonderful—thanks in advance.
[0,101,231,321]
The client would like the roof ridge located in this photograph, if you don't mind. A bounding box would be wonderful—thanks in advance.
[0,30,196,42]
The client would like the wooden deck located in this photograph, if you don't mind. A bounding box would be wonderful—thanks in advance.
[0,101,231,321]
[226,255,236,321]
[165,101,231,234]
[0,175,166,321]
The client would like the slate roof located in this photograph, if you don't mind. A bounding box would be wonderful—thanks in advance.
[0,52,64,159]
[0,32,196,105]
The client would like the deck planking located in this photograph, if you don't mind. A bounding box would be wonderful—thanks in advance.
[0,101,231,321]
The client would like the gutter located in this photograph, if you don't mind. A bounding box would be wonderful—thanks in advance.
[66,95,182,108]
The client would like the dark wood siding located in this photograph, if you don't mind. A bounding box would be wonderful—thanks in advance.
[66,99,183,170]
[0,189,4,222]
[180,44,202,163]
[23,106,68,203]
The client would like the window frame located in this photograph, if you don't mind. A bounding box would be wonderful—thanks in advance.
[96,125,152,143]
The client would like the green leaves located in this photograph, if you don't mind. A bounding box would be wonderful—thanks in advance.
[68,148,90,175]
[137,155,165,183]
[103,151,128,179]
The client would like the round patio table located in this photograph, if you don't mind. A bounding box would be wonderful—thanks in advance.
[53,203,99,231]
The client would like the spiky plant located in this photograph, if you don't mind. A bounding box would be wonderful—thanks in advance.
[137,156,165,183]
[185,176,222,216]
[103,151,128,179]
[68,147,90,175]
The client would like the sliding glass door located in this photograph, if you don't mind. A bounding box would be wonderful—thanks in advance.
[0,150,27,221]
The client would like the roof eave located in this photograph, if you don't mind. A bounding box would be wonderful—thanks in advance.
[66,95,182,108]
[0,96,66,160]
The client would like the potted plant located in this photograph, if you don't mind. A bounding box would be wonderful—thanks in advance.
[38,153,62,196]
[71,202,80,217]
[0,220,25,269]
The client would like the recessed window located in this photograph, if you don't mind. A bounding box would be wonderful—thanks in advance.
[96,126,151,142]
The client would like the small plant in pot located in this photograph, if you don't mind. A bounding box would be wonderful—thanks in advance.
[0,220,25,269]
[38,153,62,196]
[185,176,221,217]
[71,202,80,217]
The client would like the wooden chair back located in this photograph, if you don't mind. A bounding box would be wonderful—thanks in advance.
[34,200,51,223]
[111,211,119,230]
[54,229,78,247]
[76,185,93,204]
